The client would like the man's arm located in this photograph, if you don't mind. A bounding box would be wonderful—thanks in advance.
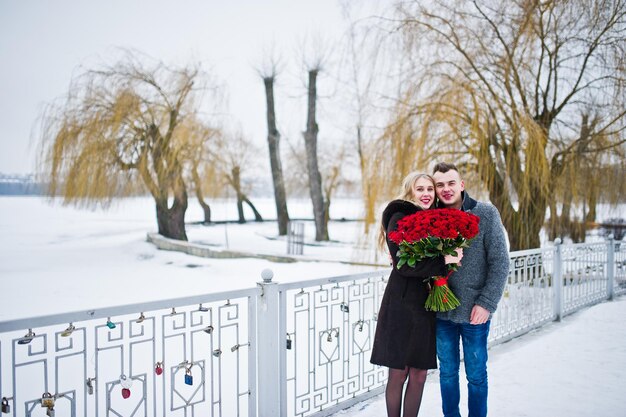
[474,204,510,314]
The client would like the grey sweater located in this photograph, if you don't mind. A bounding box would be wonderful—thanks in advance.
[437,191,510,323]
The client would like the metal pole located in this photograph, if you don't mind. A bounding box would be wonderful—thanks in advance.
[248,291,258,417]
[607,234,615,301]
[256,269,282,416]
[553,238,564,321]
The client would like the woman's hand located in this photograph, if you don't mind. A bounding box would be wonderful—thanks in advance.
[444,248,463,265]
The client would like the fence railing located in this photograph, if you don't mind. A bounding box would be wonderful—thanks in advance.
[0,290,257,417]
[1,238,624,417]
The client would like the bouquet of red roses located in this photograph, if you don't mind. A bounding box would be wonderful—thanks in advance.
[387,208,480,312]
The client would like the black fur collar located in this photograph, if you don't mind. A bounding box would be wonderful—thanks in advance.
[382,199,421,229]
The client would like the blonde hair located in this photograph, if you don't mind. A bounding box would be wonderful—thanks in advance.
[377,172,436,252]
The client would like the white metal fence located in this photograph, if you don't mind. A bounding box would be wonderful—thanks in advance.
[1,239,624,417]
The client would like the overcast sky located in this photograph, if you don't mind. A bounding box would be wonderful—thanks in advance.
[0,0,377,175]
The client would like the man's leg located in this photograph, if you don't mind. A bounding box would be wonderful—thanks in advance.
[436,318,461,417]
[460,321,490,417]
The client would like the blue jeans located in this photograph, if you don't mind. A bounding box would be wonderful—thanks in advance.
[436,318,490,417]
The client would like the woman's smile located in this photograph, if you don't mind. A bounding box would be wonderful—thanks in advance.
[412,177,436,209]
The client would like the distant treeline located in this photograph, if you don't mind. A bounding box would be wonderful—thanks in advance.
[0,174,46,195]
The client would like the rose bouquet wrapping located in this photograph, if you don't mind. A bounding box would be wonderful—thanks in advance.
[387,208,480,312]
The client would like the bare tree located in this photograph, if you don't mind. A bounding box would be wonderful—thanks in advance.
[298,33,334,241]
[284,135,356,225]
[303,66,330,241]
[378,0,626,249]
[257,52,290,235]
[37,53,218,240]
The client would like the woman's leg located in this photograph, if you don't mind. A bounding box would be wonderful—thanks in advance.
[402,367,428,417]
[386,367,409,417]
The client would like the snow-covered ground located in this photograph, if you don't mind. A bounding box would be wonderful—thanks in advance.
[337,297,626,417]
[1,196,625,416]
[0,196,381,322]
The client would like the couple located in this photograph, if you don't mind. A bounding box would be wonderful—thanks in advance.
[370,162,509,417]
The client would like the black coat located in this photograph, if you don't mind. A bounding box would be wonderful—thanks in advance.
[370,200,447,370]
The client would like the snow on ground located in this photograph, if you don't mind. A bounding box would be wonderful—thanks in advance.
[1,195,625,416]
[0,196,381,322]
[336,297,626,417]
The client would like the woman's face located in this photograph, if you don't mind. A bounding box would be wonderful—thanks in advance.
[411,177,435,209]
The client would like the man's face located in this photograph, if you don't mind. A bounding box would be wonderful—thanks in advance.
[433,170,465,208]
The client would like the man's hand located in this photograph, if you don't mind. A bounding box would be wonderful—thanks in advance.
[444,248,463,265]
[470,305,490,325]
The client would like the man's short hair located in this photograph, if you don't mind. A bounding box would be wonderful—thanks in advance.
[432,162,459,175]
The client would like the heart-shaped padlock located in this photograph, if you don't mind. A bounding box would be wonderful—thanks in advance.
[121,388,131,399]
[120,374,132,399]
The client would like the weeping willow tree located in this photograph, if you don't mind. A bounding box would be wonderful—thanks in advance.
[181,115,222,224]
[38,54,218,240]
[547,115,626,241]
[367,0,625,250]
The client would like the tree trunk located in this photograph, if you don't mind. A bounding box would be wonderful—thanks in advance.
[231,166,246,223]
[263,77,290,235]
[303,69,329,241]
[561,195,574,241]
[495,116,551,251]
[482,160,545,250]
[548,201,559,241]
[199,201,211,224]
[243,196,264,222]
[155,192,188,241]
[584,180,598,224]
[191,166,211,223]
[323,197,331,228]
[236,193,245,223]
[505,207,542,250]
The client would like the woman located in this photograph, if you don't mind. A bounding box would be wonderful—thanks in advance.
[370,172,463,417]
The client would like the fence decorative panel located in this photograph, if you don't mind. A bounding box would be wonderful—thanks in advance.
[279,273,387,417]
[560,243,608,314]
[489,248,555,344]
[0,290,256,417]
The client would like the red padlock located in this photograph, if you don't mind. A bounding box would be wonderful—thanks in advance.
[155,362,163,376]
[120,374,132,399]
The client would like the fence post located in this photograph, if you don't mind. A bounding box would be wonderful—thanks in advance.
[257,269,282,416]
[607,234,615,301]
[553,238,564,321]
[287,221,304,255]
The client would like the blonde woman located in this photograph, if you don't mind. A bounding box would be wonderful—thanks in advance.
[371,172,462,417]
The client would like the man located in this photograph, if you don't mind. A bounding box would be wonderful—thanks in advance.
[432,162,509,417]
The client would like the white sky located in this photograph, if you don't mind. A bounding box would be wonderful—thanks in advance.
[0,0,376,175]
